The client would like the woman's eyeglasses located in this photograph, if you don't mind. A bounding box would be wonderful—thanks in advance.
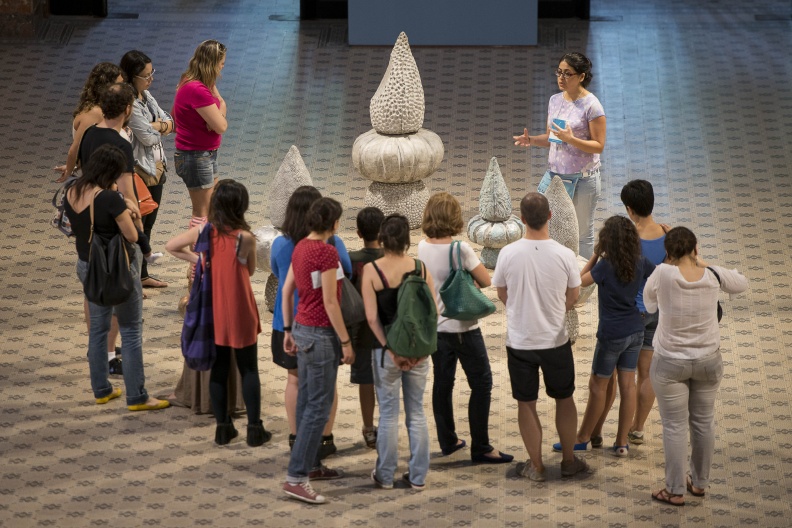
[135,69,156,81]
[555,69,580,79]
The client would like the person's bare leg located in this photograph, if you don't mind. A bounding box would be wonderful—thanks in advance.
[517,400,544,472]
[576,375,611,444]
[359,384,376,428]
[187,186,214,219]
[591,375,617,438]
[323,387,338,435]
[285,368,298,435]
[555,396,579,464]
[616,370,637,447]
[631,349,655,433]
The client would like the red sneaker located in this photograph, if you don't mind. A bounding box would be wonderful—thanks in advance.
[283,481,326,504]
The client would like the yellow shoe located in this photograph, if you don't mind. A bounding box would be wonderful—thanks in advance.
[96,388,122,405]
[127,399,171,412]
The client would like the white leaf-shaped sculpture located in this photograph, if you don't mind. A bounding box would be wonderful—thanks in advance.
[479,157,512,221]
[544,176,579,255]
[268,145,313,229]
[370,32,425,135]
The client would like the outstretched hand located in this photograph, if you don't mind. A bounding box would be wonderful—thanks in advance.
[513,128,531,147]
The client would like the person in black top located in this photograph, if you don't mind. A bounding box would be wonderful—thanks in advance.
[64,144,169,412]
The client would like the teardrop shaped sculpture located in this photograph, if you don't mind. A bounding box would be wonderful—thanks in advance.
[268,145,313,229]
[353,128,444,183]
[479,157,512,221]
[544,176,579,255]
[253,225,282,273]
[370,32,425,135]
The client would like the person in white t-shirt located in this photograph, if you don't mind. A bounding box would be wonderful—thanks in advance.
[492,192,589,482]
[417,192,513,464]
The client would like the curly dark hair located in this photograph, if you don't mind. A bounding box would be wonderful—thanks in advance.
[74,62,124,118]
[594,216,641,283]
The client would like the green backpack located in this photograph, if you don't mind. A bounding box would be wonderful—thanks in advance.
[385,259,438,359]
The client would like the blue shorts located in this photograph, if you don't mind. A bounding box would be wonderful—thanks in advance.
[174,149,217,190]
[591,330,643,378]
[641,311,659,351]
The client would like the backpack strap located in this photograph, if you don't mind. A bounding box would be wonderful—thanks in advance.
[707,266,722,287]
[371,260,389,289]
[414,259,425,279]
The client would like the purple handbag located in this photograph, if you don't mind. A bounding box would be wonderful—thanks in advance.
[181,223,216,371]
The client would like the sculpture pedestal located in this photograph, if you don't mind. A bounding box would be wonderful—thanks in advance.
[365,180,429,230]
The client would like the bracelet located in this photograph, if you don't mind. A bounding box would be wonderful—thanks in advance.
[283,326,292,332]
[340,338,351,346]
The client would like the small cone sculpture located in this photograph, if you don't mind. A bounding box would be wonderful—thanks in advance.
[542,175,596,343]
[353,32,444,229]
[467,158,525,269]
[258,146,315,313]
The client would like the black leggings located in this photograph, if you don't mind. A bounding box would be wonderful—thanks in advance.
[140,182,163,280]
[210,343,261,425]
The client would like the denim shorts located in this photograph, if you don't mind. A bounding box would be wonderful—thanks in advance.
[174,149,217,190]
[641,311,659,351]
[591,330,644,378]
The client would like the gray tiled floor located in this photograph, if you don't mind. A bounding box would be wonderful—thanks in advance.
[1,1,791,526]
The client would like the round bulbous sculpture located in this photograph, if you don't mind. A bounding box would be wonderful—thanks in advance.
[253,226,282,274]
[467,215,524,249]
[365,180,429,229]
[353,128,443,184]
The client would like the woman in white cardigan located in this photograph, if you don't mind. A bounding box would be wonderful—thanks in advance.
[644,227,748,506]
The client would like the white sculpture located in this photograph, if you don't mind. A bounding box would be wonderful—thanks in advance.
[268,145,313,229]
[369,32,425,135]
[253,226,282,274]
[353,128,443,183]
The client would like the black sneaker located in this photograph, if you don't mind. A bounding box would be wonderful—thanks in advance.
[108,357,123,377]
[318,434,337,460]
[289,433,296,451]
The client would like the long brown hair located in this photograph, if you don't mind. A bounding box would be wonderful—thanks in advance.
[179,39,226,89]
[209,179,251,235]
[594,216,641,283]
[74,62,124,118]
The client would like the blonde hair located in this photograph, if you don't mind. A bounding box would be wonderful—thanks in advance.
[179,39,226,89]
[422,192,464,238]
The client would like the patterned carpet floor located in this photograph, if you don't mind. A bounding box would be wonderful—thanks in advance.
[1,0,791,526]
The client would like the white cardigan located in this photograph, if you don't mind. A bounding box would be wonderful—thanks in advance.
[643,264,748,360]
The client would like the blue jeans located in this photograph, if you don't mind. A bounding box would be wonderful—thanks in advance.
[432,329,494,457]
[76,247,148,406]
[287,323,340,483]
[591,330,643,378]
[538,169,601,259]
[372,348,430,486]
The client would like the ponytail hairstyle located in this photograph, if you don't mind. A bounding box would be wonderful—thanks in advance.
[379,214,411,254]
[72,144,127,200]
[281,185,322,242]
[208,179,251,235]
[560,52,593,88]
[306,197,343,234]
[664,226,698,261]
[594,216,641,283]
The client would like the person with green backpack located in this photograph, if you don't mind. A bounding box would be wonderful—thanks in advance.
[360,214,437,491]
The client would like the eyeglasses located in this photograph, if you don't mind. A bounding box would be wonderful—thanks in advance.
[555,69,580,79]
[135,69,156,81]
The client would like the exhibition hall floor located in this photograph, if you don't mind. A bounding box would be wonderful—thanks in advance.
[1,0,790,526]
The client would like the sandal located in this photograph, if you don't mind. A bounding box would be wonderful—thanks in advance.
[652,488,684,507]
[687,475,706,497]
[141,276,168,288]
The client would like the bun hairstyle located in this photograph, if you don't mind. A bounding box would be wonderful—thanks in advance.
[560,52,593,88]
[664,226,698,261]
[379,214,411,254]
[209,179,251,234]
[306,197,343,234]
[282,185,322,241]
[594,216,641,283]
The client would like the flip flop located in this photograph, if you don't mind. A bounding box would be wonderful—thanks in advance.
[652,488,685,507]
[687,475,706,497]
[141,276,168,288]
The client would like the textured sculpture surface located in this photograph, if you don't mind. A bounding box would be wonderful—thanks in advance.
[544,175,579,255]
[479,157,512,222]
[268,145,313,229]
[253,226,282,274]
[352,128,443,183]
[365,180,429,229]
[264,274,278,314]
[369,32,425,135]
[467,215,524,249]
[575,254,597,306]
